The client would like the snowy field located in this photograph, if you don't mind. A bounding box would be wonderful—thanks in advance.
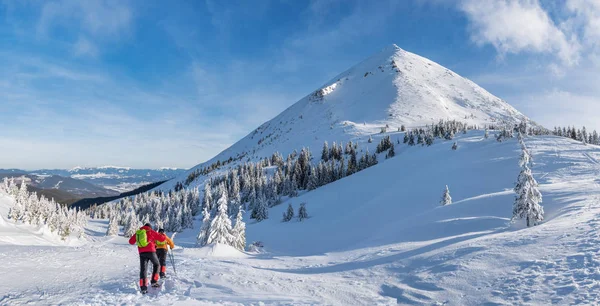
[2,133,600,305]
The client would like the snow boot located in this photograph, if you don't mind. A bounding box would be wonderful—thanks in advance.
[139,279,148,294]
[150,273,160,287]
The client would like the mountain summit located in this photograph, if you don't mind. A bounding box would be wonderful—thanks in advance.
[173,45,531,186]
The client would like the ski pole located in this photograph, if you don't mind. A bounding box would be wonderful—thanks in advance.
[169,249,177,276]
[169,232,178,276]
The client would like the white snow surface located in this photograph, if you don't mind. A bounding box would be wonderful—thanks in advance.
[3,133,600,305]
[163,44,530,191]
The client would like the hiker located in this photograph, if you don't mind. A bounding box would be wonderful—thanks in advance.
[129,223,165,293]
[155,228,175,278]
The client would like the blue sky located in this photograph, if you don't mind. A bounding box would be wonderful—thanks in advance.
[1,0,599,170]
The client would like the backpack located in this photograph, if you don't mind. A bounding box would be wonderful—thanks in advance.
[135,229,149,248]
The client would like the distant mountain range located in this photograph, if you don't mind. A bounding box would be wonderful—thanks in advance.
[1,167,186,193]
[0,167,186,205]
[0,173,118,205]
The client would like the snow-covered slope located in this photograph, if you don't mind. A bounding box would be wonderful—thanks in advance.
[166,44,530,190]
[3,134,600,305]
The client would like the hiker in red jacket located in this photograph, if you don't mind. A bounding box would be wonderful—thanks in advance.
[129,223,166,294]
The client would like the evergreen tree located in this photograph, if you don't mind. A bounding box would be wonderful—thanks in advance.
[348,149,358,175]
[230,174,241,211]
[124,209,139,237]
[298,203,308,221]
[231,208,246,251]
[386,144,395,159]
[307,166,319,190]
[206,183,234,245]
[519,148,531,168]
[441,185,452,206]
[371,153,378,166]
[274,167,284,194]
[252,192,269,221]
[292,161,302,189]
[282,203,294,222]
[338,157,346,179]
[196,206,211,246]
[106,212,119,236]
[321,141,329,162]
[513,166,544,227]
[203,182,213,211]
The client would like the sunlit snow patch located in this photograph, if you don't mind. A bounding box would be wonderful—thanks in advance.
[311,82,338,101]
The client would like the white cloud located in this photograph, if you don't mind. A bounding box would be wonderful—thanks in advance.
[459,0,580,66]
[37,0,132,37]
[514,89,600,131]
[73,36,98,58]
[35,0,132,57]
[565,0,600,50]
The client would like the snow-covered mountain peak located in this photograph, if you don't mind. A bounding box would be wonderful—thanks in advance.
[169,45,532,188]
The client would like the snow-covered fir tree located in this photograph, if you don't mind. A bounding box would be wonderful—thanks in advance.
[196,206,211,246]
[203,181,213,211]
[441,185,452,206]
[386,144,395,159]
[230,208,246,251]
[252,191,269,222]
[513,166,544,227]
[307,166,319,191]
[106,212,119,236]
[321,141,329,161]
[206,183,234,245]
[298,203,308,221]
[123,209,139,237]
[282,203,294,222]
[513,145,544,227]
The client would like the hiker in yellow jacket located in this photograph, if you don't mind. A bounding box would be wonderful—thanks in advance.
[156,228,175,278]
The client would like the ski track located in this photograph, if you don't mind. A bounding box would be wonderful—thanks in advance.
[3,135,600,305]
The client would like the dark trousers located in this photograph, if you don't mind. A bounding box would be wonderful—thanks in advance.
[156,248,168,276]
[139,251,160,285]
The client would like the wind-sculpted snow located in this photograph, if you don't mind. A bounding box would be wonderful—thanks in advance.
[3,134,600,304]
